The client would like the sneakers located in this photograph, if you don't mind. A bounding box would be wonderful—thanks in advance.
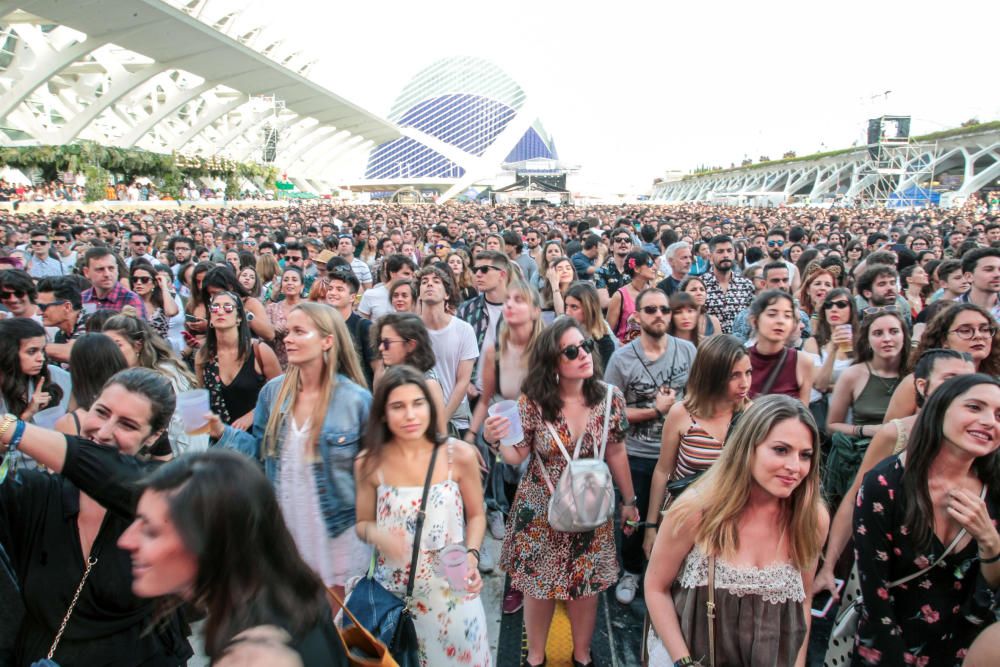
[502,587,524,614]
[615,571,639,605]
[477,546,495,574]
[487,510,506,540]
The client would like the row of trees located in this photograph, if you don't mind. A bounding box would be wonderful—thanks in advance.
[0,141,278,201]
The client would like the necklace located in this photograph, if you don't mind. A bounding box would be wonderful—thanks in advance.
[866,364,900,395]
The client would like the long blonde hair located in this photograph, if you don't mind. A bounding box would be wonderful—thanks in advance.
[667,394,824,570]
[498,280,544,357]
[262,302,366,459]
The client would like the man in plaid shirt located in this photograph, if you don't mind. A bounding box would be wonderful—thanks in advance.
[80,246,147,318]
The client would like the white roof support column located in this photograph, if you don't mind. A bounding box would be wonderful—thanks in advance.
[168,95,247,151]
[0,34,104,122]
[117,80,216,147]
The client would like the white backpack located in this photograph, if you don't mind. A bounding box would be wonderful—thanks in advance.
[537,385,615,532]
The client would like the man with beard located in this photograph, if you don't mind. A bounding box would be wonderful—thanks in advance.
[603,288,696,605]
[596,226,635,308]
[855,264,912,327]
[701,235,755,334]
[763,228,801,292]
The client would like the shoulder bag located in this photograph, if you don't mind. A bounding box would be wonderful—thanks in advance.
[831,484,986,644]
[537,384,615,532]
[344,445,440,667]
[328,587,396,667]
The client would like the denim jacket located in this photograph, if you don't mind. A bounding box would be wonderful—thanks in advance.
[217,374,372,538]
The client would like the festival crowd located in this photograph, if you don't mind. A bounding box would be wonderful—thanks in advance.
[0,198,998,667]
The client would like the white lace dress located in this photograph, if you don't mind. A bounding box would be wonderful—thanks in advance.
[648,545,807,667]
[278,418,370,587]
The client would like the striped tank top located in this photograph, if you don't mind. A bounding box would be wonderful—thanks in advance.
[672,417,725,479]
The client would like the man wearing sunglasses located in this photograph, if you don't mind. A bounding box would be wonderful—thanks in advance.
[764,228,801,293]
[596,226,635,308]
[125,230,155,268]
[50,230,77,275]
[604,287,696,605]
[24,228,63,278]
[36,277,85,363]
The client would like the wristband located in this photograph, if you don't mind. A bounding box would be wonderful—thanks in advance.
[673,658,696,667]
[8,420,26,453]
[622,495,638,508]
[981,550,1000,565]
[467,548,481,564]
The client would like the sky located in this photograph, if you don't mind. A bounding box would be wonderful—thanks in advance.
[252,0,999,194]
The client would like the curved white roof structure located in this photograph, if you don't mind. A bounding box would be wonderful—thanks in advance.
[0,0,400,190]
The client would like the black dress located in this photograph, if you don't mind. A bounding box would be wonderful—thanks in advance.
[852,456,998,666]
[0,440,191,666]
[203,346,266,424]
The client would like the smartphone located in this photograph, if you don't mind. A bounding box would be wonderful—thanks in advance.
[184,314,204,323]
[811,578,844,618]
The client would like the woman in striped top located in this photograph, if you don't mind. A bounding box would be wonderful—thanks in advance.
[643,334,752,558]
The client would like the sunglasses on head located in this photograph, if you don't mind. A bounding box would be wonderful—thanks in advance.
[862,305,899,318]
[560,338,596,360]
[210,302,237,314]
[823,299,851,310]
[641,305,671,315]
[0,290,25,300]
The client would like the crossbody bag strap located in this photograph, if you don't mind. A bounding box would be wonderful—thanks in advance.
[47,543,102,660]
[706,555,717,667]
[888,484,987,589]
[759,346,789,396]
[537,422,580,495]
[596,383,613,460]
[405,444,441,601]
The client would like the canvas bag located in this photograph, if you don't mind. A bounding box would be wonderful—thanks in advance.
[537,384,615,532]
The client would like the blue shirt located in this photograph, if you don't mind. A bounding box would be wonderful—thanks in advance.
[571,251,596,281]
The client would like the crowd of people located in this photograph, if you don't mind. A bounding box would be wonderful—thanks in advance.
[0,198,998,667]
[0,177,271,205]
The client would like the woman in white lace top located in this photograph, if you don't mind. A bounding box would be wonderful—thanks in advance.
[644,394,830,667]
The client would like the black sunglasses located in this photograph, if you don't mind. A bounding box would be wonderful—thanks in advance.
[640,305,671,315]
[132,275,153,284]
[613,236,631,244]
[823,299,851,310]
[30,239,49,245]
[560,338,596,360]
[37,300,67,311]
[0,290,25,300]
[473,265,501,275]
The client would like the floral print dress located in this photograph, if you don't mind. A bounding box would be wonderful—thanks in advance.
[852,456,998,667]
[374,442,491,666]
[499,385,628,599]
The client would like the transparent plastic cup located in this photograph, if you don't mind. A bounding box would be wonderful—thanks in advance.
[488,400,523,446]
[33,406,66,430]
[440,544,468,591]
[176,389,210,434]
[837,324,853,354]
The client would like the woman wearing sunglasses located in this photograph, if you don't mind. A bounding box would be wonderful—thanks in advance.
[369,312,447,434]
[196,292,281,431]
[884,302,1000,422]
[129,261,179,340]
[607,250,656,344]
[484,316,638,667]
[802,288,858,439]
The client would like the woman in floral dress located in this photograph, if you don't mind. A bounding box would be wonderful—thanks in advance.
[485,317,639,667]
[852,373,1000,666]
[355,366,491,667]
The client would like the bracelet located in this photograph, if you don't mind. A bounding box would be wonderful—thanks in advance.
[8,420,26,453]
[0,414,16,448]
[673,657,696,667]
[622,495,638,508]
[467,548,481,564]
[981,550,1000,565]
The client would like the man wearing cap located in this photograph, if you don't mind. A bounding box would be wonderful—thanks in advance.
[337,234,373,294]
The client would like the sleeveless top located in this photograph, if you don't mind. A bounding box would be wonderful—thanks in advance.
[748,346,800,399]
[673,417,725,479]
[205,344,265,423]
[852,366,900,426]
[614,285,637,339]
[890,418,908,454]
[702,314,715,337]
[496,339,528,400]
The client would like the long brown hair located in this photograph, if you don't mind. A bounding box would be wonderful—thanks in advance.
[668,394,824,569]
[682,334,750,418]
[262,303,366,458]
[522,316,605,422]
[564,281,606,340]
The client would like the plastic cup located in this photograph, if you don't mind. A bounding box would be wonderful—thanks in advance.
[440,544,468,591]
[488,400,523,446]
[33,406,66,430]
[176,389,210,434]
[837,324,853,354]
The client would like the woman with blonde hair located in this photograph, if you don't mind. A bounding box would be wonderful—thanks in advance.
[645,394,829,667]
[642,334,752,558]
[209,301,371,603]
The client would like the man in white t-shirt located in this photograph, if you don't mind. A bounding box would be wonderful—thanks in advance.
[418,266,478,433]
[357,254,416,322]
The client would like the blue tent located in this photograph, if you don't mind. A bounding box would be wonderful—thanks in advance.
[889,186,940,207]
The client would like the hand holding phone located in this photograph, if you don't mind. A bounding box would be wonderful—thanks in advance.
[811,578,844,618]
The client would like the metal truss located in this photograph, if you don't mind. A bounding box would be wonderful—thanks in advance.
[652,127,1000,205]
[0,0,399,186]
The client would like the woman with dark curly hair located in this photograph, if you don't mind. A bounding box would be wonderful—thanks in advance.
[607,250,655,343]
[884,302,1000,421]
[484,316,638,667]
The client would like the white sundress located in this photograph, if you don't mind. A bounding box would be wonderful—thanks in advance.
[373,441,491,667]
[278,417,370,587]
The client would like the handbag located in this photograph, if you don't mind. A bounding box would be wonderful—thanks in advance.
[345,444,440,667]
[641,555,718,667]
[29,547,101,667]
[830,486,985,646]
[328,587,397,667]
[536,384,615,532]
